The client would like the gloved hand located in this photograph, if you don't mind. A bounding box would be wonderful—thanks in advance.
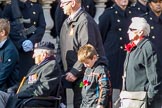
[22,40,33,52]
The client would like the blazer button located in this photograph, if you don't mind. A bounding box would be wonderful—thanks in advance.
[33,11,36,15]
[33,21,36,25]
[120,46,123,49]
[118,28,122,31]
[120,37,123,40]
[152,36,155,39]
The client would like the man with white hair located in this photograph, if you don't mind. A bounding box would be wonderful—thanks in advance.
[121,17,162,108]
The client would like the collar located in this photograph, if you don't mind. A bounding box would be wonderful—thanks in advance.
[39,56,55,66]
[114,4,129,17]
[0,39,7,48]
[19,0,33,9]
[27,55,55,76]
[69,7,82,20]
[149,10,162,23]
[135,1,148,13]
[66,8,83,24]
[124,36,145,53]
[136,37,148,49]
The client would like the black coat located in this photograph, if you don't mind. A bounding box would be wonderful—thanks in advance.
[3,1,46,78]
[99,4,133,89]
[142,11,162,67]
[129,0,149,17]
[0,38,20,91]
[5,57,62,108]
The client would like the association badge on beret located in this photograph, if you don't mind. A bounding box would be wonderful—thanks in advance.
[34,41,55,50]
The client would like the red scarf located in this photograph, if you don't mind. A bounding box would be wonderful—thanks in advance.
[125,36,144,53]
[124,42,136,53]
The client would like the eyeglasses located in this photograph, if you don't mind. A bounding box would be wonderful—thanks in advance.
[129,28,137,31]
[60,1,72,6]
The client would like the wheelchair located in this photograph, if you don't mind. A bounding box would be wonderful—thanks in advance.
[20,96,62,108]
[7,79,63,108]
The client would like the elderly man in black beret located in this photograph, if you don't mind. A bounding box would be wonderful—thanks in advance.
[0,41,62,108]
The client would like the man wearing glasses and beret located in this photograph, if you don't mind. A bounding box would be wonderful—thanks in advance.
[0,41,62,108]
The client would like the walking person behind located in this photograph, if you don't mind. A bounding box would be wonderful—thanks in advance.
[59,0,105,107]
[121,17,162,108]
[78,44,112,108]
[0,18,20,91]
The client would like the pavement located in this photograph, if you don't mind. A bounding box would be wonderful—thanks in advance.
[66,89,74,108]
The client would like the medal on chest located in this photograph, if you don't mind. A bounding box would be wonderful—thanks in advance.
[28,73,38,84]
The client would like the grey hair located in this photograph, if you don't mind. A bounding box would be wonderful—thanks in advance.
[131,17,150,36]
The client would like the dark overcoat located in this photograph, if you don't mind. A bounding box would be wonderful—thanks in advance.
[2,0,46,78]
[129,0,149,17]
[99,4,133,89]
[142,11,162,66]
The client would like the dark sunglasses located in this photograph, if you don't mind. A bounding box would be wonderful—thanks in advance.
[129,28,137,31]
[60,1,72,6]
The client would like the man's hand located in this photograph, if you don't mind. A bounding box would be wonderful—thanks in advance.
[65,72,77,82]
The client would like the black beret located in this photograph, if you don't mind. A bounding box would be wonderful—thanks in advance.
[34,41,55,50]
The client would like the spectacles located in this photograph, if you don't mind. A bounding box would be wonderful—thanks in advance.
[60,1,72,6]
[129,28,137,31]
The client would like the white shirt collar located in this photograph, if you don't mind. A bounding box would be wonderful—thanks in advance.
[69,7,82,20]
[0,39,7,48]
